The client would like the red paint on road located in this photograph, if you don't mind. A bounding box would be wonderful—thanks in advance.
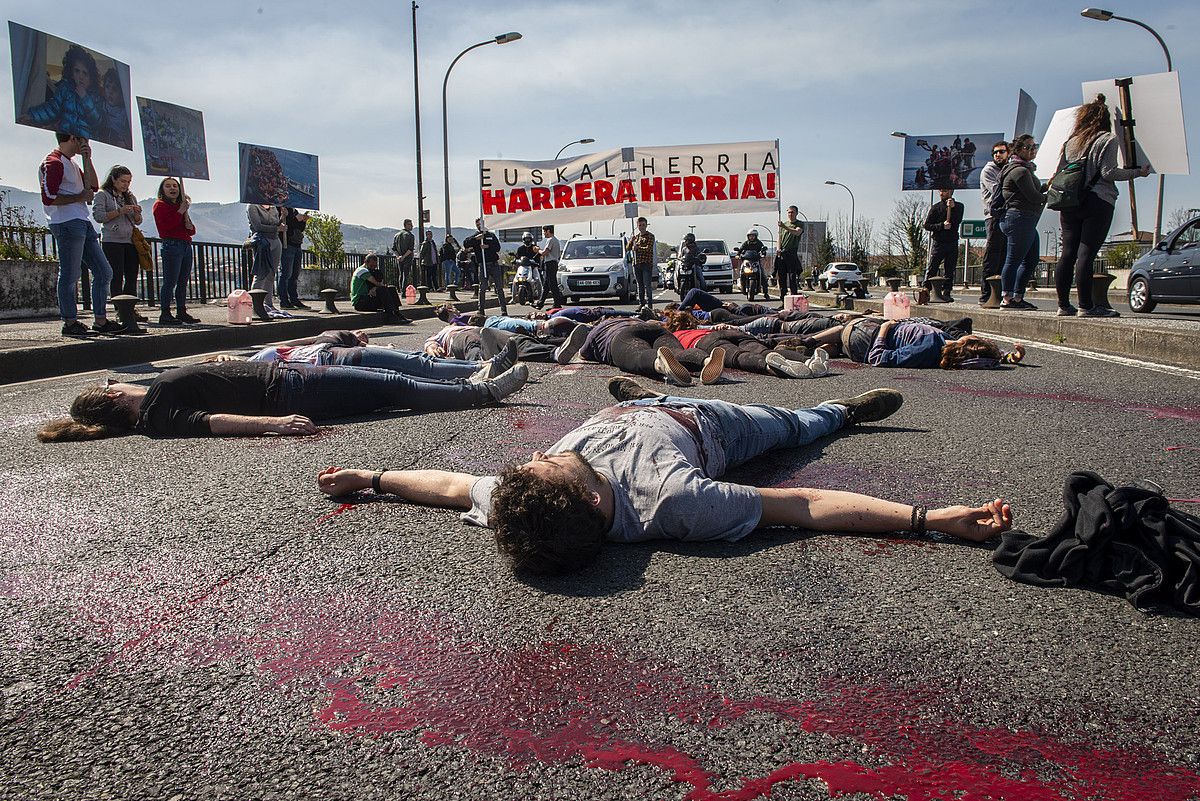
[317,503,356,525]
[250,607,1200,801]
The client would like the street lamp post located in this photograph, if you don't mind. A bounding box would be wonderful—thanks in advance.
[824,180,855,259]
[555,138,595,160]
[411,2,425,246]
[1081,8,1173,245]
[441,32,522,240]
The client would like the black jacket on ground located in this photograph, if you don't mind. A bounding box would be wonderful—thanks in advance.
[992,471,1200,616]
[923,200,964,245]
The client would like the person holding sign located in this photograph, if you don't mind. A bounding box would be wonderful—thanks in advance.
[626,217,657,312]
[153,178,198,325]
[923,189,964,291]
[1052,95,1150,318]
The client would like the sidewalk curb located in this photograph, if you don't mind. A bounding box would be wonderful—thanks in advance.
[809,292,1198,370]
[0,300,491,385]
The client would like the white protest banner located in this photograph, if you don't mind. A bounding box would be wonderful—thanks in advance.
[479,140,779,230]
[1081,71,1190,176]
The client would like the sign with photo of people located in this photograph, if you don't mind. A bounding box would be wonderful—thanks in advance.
[136,97,209,180]
[900,133,1002,191]
[237,142,320,209]
[8,21,133,149]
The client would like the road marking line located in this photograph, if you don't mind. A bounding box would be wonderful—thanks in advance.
[984,334,1200,381]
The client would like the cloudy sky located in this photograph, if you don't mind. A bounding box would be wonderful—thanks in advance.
[2,0,1198,249]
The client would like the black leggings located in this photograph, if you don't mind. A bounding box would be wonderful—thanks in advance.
[608,323,704,378]
[1055,193,1115,310]
[104,241,140,297]
[693,331,807,375]
[353,285,402,316]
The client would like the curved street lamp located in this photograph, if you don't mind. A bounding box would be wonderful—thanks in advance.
[1081,8,1173,244]
[441,32,522,235]
[824,180,855,258]
[555,138,595,160]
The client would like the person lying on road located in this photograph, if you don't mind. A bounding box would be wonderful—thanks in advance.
[317,385,1013,575]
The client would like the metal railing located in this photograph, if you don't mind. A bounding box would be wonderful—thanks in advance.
[0,225,398,306]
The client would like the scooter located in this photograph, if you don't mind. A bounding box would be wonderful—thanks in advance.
[676,250,705,299]
[738,251,766,301]
[510,257,542,306]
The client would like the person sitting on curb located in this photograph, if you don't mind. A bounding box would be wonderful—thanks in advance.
[37,359,529,441]
[208,329,520,382]
[350,253,409,324]
[317,386,1013,575]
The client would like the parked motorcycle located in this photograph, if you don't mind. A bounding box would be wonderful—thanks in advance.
[738,251,766,301]
[510,256,542,305]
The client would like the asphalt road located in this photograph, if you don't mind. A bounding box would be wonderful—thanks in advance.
[2,314,1199,801]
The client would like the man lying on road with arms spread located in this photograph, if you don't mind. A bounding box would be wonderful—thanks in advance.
[317,381,1012,574]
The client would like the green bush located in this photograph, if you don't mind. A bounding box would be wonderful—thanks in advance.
[305,212,345,267]
[0,186,51,262]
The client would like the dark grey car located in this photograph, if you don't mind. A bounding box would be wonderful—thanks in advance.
[1127,216,1200,313]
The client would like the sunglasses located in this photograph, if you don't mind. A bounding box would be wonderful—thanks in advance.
[992,149,1007,155]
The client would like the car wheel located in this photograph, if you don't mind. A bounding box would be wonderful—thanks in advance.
[1127,276,1156,313]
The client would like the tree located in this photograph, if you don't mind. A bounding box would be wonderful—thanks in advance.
[306,212,345,267]
[0,184,50,262]
[883,196,929,278]
[816,231,837,268]
[1104,242,1143,272]
[1166,206,1198,232]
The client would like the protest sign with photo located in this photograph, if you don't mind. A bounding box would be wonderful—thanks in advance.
[9,21,132,149]
[479,140,779,230]
[137,97,208,180]
[238,142,319,209]
[900,133,1001,191]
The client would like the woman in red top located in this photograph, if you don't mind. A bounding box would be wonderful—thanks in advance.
[664,310,820,379]
[152,177,197,325]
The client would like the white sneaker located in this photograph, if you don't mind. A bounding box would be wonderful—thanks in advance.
[805,346,830,377]
[766,351,813,379]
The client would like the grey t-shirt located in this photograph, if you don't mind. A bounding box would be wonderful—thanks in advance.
[462,403,762,543]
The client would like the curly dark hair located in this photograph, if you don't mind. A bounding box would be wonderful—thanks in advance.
[490,465,606,575]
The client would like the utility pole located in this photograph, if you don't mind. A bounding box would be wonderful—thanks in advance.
[411,2,426,245]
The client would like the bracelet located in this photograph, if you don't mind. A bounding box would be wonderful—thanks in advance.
[910,504,928,536]
[371,470,386,494]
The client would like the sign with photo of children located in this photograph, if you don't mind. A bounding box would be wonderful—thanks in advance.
[136,97,209,180]
[237,142,320,210]
[900,133,1002,191]
[8,21,133,149]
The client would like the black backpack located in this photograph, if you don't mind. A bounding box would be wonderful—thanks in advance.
[1046,138,1103,212]
[988,163,1015,218]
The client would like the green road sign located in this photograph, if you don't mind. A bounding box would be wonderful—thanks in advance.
[960,219,988,239]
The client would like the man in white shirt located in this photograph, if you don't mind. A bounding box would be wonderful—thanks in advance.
[534,224,565,309]
[978,141,1010,305]
[39,132,119,337]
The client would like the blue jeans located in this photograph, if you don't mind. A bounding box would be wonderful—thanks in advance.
[50,218,112,321]
[324,347,478,379]
[442,259,460,287]
[274,364,488,420]
[625,397,845,471]
[999,210,1041,298]
[278,246,302,304]
[635,264,655,306]
[160,238,193,314]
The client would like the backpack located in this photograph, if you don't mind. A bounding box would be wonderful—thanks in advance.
[1046,137,1103,212]
[988,163,1016,218]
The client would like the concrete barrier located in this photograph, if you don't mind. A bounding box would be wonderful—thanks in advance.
[297,267,352,300]
[0,259,58,319]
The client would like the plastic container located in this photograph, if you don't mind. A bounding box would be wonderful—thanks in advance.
[226,289,254,325]
[783,293,809,312]
[883,290,912,320]
[405,285,417,304]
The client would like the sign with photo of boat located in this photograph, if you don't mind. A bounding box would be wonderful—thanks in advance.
[9,21,133,149]
[900,132,1002,191]
[137,97,208,179]
[237,142,319,209]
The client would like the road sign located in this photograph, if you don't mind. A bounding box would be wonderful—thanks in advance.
[960,219,988,239]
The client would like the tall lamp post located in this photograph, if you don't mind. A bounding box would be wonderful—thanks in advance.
[1081,8,1173,245]
[441,32,522,238]
[824,180,855,259]
[555,138,595,160]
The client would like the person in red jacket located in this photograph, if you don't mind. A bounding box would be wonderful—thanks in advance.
[152,177,197,325]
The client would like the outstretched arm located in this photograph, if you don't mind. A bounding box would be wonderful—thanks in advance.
[208,414,317,437]
[317,467,476,509]
[758,487,1011,542]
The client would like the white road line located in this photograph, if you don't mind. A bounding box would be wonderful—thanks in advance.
[983,333,1200,381]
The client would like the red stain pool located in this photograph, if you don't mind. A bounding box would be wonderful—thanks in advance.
[249,606,1200,801]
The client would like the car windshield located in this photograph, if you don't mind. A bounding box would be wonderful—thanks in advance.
[563,241,623,260]
[696,240,726,255]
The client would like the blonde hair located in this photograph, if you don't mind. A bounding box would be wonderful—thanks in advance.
[37,387,131,442]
